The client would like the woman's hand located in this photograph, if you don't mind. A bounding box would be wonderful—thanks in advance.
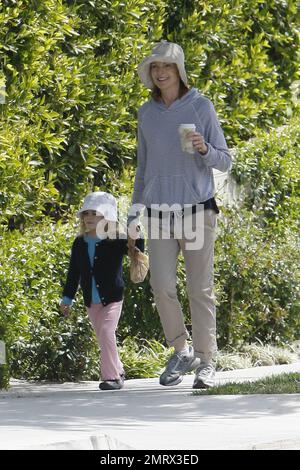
[188,131,208,155]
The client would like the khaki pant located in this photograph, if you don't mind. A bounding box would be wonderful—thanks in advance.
[147,209,217,363]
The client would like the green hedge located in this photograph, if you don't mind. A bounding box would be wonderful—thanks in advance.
[3,209,299,382]
[215,208,300,348]
[1,1,300,386]
[231,116,300,227]
[0,0,164,226]
[164,0,300,143]
[214,117,300,347]
[1,118,299,383]
[0,0,299,227]
[0,220,97,382]
[0,218,163,382]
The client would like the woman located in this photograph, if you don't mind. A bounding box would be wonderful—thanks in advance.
[131,41,232,389]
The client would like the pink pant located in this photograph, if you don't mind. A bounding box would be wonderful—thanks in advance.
[87,301,124,381]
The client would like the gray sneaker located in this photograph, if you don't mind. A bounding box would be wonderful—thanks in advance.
[193,363,216,389]
[160,346,200,386]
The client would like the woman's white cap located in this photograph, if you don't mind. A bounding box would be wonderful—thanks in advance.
[77,191,118,222]
[137,41,188,90]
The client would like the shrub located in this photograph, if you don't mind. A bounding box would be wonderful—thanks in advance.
[215,207,300,348]
[231,117,300,227]
[0,364,9,390]
[0,218,164,381]
[1,1,299,226]
[214,118,300,348]
[2,209,298,382]
[0,0,165,226]
[0,219,99,381]
[164,0,300,145]
[119,337,171,379]
[1,1,300,382]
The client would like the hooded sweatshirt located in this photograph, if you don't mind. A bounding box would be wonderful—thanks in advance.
[132,88,231,208]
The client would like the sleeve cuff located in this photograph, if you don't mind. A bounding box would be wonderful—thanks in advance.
[199,142,211,157]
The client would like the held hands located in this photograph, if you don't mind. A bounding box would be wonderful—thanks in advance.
[187,131,208,155]
[127,237,149,284]
[127,218,141,241]
[127,237,140,259]
[60,303,71,316]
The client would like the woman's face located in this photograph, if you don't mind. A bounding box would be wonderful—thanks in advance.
[82,210,104,233]
[150,61,180,92]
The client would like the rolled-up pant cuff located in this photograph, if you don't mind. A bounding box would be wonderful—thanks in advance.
[167,331,190,352]
[194,349,216,364]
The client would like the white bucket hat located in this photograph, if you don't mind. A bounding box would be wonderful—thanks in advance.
[77,191,118,222]
[137,41,188,90]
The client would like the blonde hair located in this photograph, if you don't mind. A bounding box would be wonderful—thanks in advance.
[78,214,87,236]
[78,214,124,239]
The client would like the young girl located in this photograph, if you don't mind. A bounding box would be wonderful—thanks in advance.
[60,191,144,390]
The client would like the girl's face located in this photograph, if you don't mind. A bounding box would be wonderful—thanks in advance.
[150,61,180,92]
[82,210,104,234]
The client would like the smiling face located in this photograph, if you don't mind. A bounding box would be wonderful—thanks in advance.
[150,61,180,93]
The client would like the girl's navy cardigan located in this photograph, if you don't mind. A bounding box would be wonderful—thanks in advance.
[63,235,144,307]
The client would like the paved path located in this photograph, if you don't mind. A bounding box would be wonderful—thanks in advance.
[0,363,299,450]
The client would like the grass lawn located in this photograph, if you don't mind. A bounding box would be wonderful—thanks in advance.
[193,372,300,395]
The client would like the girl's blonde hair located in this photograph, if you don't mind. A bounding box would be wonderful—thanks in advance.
[78,214,87,236]
[78,214,124,239]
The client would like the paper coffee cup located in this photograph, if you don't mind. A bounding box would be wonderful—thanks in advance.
[178,124,196,154]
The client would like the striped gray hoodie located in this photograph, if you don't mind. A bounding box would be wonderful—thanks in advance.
[132,88,231,208]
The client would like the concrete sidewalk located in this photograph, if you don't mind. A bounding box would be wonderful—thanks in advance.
[0,363,299,450]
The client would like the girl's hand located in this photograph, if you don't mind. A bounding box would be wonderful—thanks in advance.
[188,131,208,155]
[60,303,71,316]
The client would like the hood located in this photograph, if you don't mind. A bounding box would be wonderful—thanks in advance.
[150,87,200,112]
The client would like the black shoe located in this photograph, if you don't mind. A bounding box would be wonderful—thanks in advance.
[99,373,125,391]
